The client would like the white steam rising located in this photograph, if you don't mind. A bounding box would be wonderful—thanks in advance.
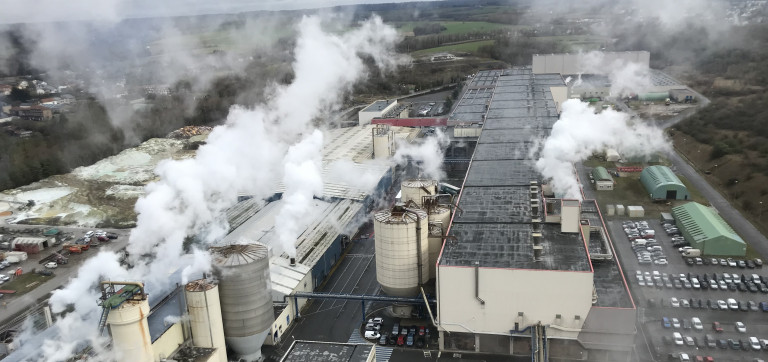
[578,51,651,97]
[393,128,450,180]
[34,15,402,361]
[535,99,670,199]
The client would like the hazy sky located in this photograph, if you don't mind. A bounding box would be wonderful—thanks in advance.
[1,0,435,24]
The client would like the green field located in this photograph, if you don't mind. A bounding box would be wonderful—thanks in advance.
[410,40,495,57]
[2,273,54,296]
[396,21,514,35]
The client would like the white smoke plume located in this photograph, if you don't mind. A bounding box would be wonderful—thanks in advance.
[535,99,670,199]
[577,51,651,97]
[328,159,387,194]
[33,14,401,361]
[393,128,450,180]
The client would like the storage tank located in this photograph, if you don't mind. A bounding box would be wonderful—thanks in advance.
[185,279,227,362]
[427,206,451,280]
[400,179,438,207]
[372,125,393,159]
[375,206,429,296]
[212,243,273,362]
[106,296,153,361]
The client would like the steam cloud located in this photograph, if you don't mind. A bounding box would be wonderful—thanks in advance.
[393,128,450,181]
[578,51,651,97]
[535,99,670,198]
[31,14,402,361]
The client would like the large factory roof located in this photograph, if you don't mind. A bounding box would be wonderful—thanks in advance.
[441,68,592,271]
[280,341,373,362]
[361,99,395,113]
[223,198,362,264]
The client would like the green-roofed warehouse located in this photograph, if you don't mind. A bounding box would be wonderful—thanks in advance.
[591,167,613,190]
[672,202,746,256]
[640,165,690,200]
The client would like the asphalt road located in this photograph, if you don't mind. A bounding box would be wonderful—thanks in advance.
[0,224,131,329]
[274,233,379,352]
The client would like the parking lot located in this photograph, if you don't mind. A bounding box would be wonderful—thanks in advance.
[608,218,768,361]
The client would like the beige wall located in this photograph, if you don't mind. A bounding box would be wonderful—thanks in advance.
[265,271,314,346]
[152,323,184,361]
[595,181,613,191]
[549,86,568,114]
[437,266,593,339]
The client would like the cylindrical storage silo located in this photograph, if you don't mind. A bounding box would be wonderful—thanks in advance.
[401,179,438,207]
[212,243,273,362]
[373,130,393,159]
[185,279,227,362]
[427,206,451,280]
[107,299,153,362]
[375,207,429,296]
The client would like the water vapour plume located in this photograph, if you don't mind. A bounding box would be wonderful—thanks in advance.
[534,99,670,199]
[393,128,450,181]
[578,51,651,97]
[33,14,401,361]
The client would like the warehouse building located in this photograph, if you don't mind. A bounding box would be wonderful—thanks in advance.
[591,167,614,191]
[672,202,746,257]
[437,68,635,361]
[358,99,398,125]
[639,165,690,200]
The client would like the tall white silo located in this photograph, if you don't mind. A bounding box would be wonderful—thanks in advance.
[427,205,451,279]
[375,206,429,296]
[212,243,273,362]
[185,279,227,362]
[105,289,153,361]
[372,124,394,159]
[401,179,438,207]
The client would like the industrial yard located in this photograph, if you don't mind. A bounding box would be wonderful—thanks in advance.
[0,18,766,362]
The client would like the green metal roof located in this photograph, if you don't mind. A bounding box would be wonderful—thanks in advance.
[591,167,612,181]
[672,202,744,245]
[640,165,684,188]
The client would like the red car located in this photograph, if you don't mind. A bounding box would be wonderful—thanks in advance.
[418,326,425,336]
[397,334,405,346]
[704,357,714,362]
[712,322,723,333]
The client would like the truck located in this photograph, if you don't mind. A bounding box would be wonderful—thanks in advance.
[4,251,28,264]
[682,249,702,257]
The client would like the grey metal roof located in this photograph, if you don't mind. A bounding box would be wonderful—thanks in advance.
[441,68,591,271]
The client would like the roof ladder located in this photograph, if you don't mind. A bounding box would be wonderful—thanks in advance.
[97,307,110,335]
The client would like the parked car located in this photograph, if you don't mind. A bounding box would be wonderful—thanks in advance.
[44,262,58,269]
[36,269,53,276]
[692,318,703,331]
[712,322,723,333]
[673,332,684,346]
[736,321,746,333]
[364,330,380,340]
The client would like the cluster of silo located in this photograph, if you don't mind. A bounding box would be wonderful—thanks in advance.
[375,179,453,296]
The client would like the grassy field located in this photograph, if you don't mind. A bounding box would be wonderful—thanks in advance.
[396,21,513,35]
[410,40,495,57]
[2,273,54,296]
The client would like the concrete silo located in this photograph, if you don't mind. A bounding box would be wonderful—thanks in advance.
[211,243,273,362]
[427,205,451,280]
[372,124,394,159]
[374,206,429,296]
[101,282,153,362]
[401,179,438,207]
[185,279,227,362]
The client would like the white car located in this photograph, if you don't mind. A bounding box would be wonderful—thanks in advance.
[750,336,761,351]
[673,332,683,345]
[84,231,94,238]
[727,298,739,311]
[672,318,681,328]
[736,321,746,333]
[717,300,728,310]
[692,317,703,331]
[671,297,680,307]
[44,262,58,269]
[0,275,9,282]
[364,330,380,340]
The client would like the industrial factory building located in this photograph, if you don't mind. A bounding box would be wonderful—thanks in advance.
[358,99,399,125]
[640,165,690,200]
[591,167,614,191]
[435,69,636,361]
[672,202,746,257]
[532,51,650,75]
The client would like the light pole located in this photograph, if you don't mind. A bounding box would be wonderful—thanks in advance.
[760,201,763,219]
